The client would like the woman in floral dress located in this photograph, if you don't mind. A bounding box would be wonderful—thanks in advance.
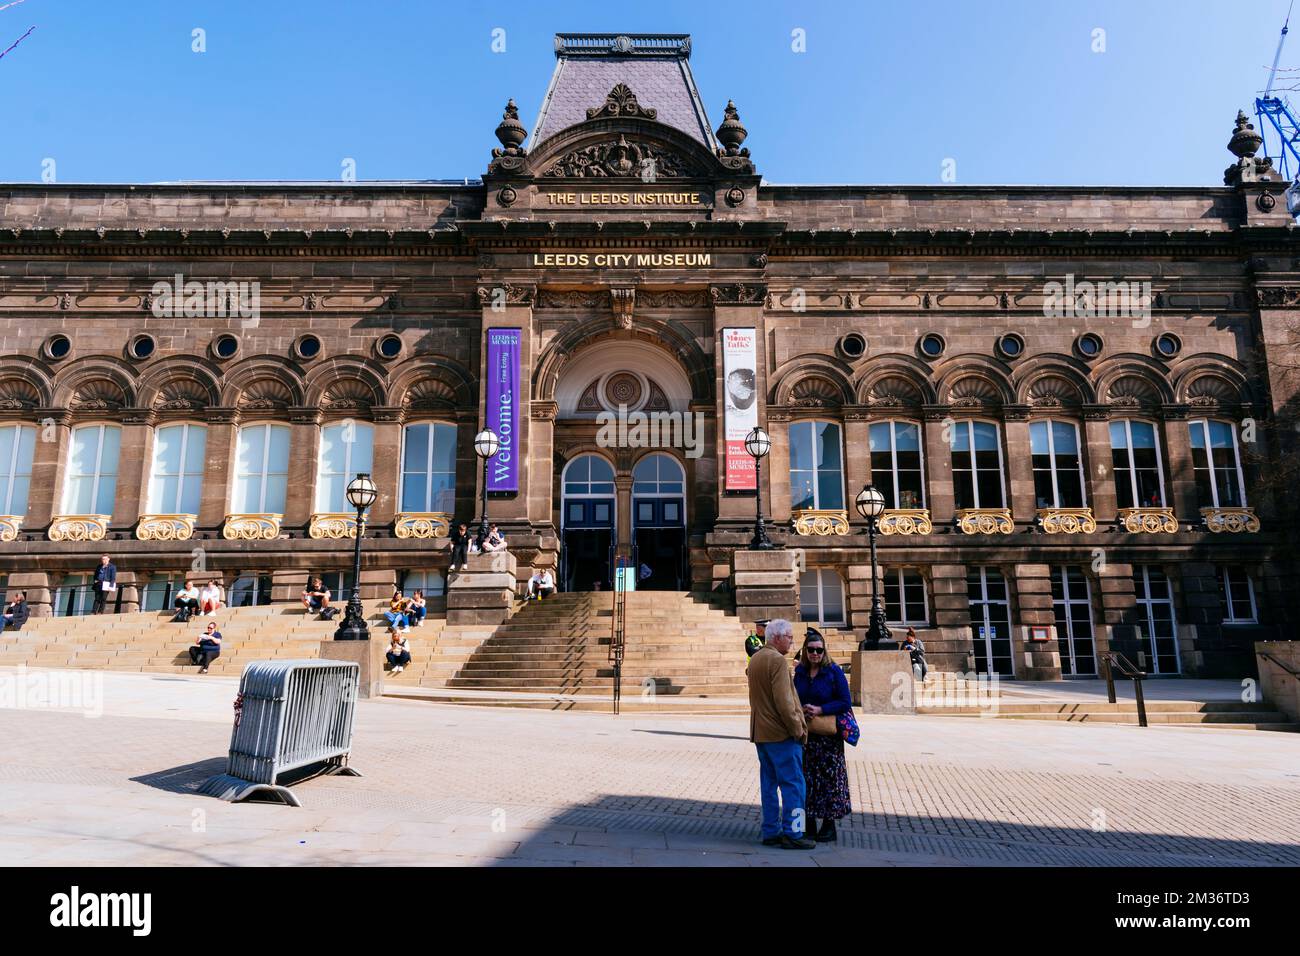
[792,630,852,842]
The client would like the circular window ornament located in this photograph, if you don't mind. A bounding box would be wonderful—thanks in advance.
[294,333,323,361]
[377,334,404,360]
[212,334,240,360]
[918,332,946,359]
[838,332,867,359]
[128,334,156,360]
[44,333,72,361]
[996,332,1026,359]
[1075,332,1104,359]
[1154,332,1182,359]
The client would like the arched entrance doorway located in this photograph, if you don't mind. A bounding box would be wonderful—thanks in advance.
[560,453,616,591]
[631,452,686,590]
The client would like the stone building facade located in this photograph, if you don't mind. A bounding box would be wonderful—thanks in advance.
[1,33,1296,677]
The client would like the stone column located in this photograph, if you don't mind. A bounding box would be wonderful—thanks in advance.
[1003,414,1035,524]
[843,408,871,516]
[1162,410,1197,522]
[285,409,321,529]
[1093,561,1140,663]
[921,410,955,524]
[689,400,718,530]
[929,563,973,673]
[731,547,801,624]
[766,414,791,524]
[24,411,69,530]
[1082,412,1117,525]
[198,409,238,530]
[1176,561,1221,676]
[529,401,557,532]
[113,411,155,529]
[1011,563,1062,680]
[614,475,633,551]
[115,570,141,613]
[369,407,404,527]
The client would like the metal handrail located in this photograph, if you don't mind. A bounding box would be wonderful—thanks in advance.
[1099,650,1148,728]
[609,553,628,715]
[1259,650,1300,679]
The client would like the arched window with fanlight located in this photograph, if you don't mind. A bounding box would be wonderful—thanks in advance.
[316,421,375,512]
[1188,419,1246,508]
[789,420,844,511]
[233,424,290,514]
[1110,419,1165,508]
[869,420,925,509]
[63,424,121,515]
[147,423,207,515]
[400,422,457,513]
[1030,419,1086,508]
[950,420,1004,510]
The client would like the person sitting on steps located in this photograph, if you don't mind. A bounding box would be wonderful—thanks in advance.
[3,591,29,632]
[199,578,224,616]
[188,620,222,674]
[302,577,331,616]
[173,581,200,622]
[386,625,411,674]
[448,522,470,572]
[527,568,555,601]
[408,589,427,627]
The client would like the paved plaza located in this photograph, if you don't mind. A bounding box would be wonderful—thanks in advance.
[0,667,1297,867]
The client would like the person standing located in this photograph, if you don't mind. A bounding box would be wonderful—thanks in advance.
[91,554,117,615]
[744,619,768,659]
[794,631,853,843]
[747,618,814,850]
[188,620,222,674]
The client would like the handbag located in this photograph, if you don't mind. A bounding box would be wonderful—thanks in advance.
[837,709,861,747]
[809,714,838,736]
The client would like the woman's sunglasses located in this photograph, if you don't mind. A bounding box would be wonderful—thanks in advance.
[805,646,825,655]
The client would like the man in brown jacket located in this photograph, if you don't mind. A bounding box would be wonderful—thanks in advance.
[747,618,814,849]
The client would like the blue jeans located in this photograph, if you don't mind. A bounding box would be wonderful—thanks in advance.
[384,611,408,628]
[755,739,806,839]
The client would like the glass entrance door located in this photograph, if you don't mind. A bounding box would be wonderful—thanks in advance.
[630,453,686,591]
[968,567,1014,676]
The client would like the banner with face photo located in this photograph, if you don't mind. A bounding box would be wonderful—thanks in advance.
[485,328,520,492]
[721,327,758,490]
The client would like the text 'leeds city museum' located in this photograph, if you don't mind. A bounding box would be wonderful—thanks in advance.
[1,33,1297,678]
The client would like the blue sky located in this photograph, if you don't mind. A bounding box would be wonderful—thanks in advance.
[1,0,1295,186]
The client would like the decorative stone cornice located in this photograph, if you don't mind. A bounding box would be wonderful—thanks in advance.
[1200,506,1260,533]
[204,406,240,425]
[1002,404,1032,421]
[1255,286,1300,307]
[288,406,322,425]
[530,401,559,422]
[610,287,635,330]
[477,283,535,307]
[709,283,766,306]
[120,407,157,427]
[135,514,196,541]
[371,405,405,424]
[1036,507,1097,534]
[394,513,451,539]
[537,289,608,309]
[1082,403,1110,421]
[223,513,282,540]
[48,514,110,542]
[1117,507,1178,534]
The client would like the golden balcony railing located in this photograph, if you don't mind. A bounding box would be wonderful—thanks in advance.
[1117,507,1178,534]
[955,508,1014,535]
[1036,507,1097,534]
[1201,506,1260,533]
[135,514,197,541]
[0,515,21,542]
[877,508,933,535]
[222,513,282,540]
[394,513,451,539]
[308,513,359,539]
[48,514,110,542]
[791,509,850,536]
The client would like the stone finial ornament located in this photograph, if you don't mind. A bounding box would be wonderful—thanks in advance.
[1227,110,1263,158]
[494,99,527,152]
[716,100,748,156]
[1224,108,1281,185]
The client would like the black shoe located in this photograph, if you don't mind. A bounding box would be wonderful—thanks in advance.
[815,820,838,843]
[761,835,783,846]
[780,834,817,850]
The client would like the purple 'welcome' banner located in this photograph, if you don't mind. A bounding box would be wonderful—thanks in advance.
[485,328,520,492]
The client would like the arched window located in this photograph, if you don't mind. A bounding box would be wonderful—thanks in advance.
[1188,419,1245,508]
[233,424,290,513]
[632,453,684,495]
[63,424,121,514]
[401,422,457,513]
[869,420,924,509]
[563,454,615,496]
[0,423,36,517]
[316,421,375,512]
[799,569,846,627]
[148,423,207,514]
[789,420,844,510]
[1030,419,1085,508]
[1110,420,1165,508]
[950,420,1004,510]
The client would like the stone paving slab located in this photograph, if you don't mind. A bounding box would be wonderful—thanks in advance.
[0,668,1297,867]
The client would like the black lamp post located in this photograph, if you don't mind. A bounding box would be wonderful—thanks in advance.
[855,484,896,650]
[334,472,378,641]
[473,428,500,552]
[744,426,775,550]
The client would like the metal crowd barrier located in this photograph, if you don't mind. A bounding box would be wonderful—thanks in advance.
[200,659,362,807]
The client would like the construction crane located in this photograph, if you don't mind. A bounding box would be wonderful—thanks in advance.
[1256,3,1300,184]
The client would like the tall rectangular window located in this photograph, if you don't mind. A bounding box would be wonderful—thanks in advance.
[316,422,375,512]
[789,420,844,510]
[1217,567,1257,624]
[1110,420,1165,508]
[799,569,846,627]
[148,423,207,514]
[0,423,36,516]
[1189,420,1245,508]
[869,421,925,509]
[400,422,458,513]
[1030,419,1085,508]
[63,424,121,514]
[1133,565,1179,674]
[883,568,928,625]
[951,421,1004,509]
[233,424,290,513]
